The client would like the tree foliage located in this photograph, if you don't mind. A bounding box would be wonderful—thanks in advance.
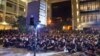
[17,16,26,33]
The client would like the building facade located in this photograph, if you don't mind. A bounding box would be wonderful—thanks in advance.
[26,0,47,27]
[72,0,100,30]
[0,0,26,24]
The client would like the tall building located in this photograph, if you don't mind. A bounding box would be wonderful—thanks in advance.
[72,0,100,30]
[0,0,27,30]
[0,0,26,24]
[26,0,47,27]
[26,0,72,30]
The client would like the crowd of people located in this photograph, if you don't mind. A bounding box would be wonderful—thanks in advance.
[0,29,100,56]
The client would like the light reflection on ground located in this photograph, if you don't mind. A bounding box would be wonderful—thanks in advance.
[0,46,66,56]
[0,46,86,56]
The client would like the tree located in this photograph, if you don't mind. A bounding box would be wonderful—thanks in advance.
[16,16,26,33]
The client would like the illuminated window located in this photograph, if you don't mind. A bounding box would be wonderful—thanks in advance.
[77,18,79,23]
[92,3,95,10]
[84,6,87,11]
[77,4,79,9]
[76,0,79,3]
[81,15,84,22]
[77,11,79,16]
[39,0,47,25]
[80,1,99,11]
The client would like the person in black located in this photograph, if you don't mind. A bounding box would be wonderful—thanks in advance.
[66,41,75,53]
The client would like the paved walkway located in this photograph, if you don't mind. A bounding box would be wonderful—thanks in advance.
[0,46,70,56]
[0,46,85,56]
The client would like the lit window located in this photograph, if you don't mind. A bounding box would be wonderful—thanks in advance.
[76,4,79,9]
[76,0,78,3]
[81,16,84,23]
[77,11,79,16]
[77,18,79,23]
[84,6,87,11]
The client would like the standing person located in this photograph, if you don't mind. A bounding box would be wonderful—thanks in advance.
[3,38,9,47]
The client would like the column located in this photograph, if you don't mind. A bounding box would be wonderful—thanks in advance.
[71,0,80,30]
[71,0,76,30]
[24,0,28,17]
[17,0,19,16]
[76,0,80,24]
[47,0,52,25]
[3,0,6,22]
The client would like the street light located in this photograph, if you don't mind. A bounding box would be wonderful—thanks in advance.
[29,15,41,56]
[33,23,41,56]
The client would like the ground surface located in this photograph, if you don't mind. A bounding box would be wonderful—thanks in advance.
[0,46,84,56]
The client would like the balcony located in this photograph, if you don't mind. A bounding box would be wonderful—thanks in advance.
[80,9,100,13]
[19,0,26,7]
[8,0,26,7]
[6,7,16,14]
[80,0,97,3]
[8,0,17,3]
[19,11,25,16]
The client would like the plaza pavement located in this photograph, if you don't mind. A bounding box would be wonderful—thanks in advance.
[0,46,83,56]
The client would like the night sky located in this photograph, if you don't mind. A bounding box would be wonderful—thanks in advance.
[51,1,72,29]
[52,1,72,18]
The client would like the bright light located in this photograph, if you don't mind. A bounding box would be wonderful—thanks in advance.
[36,52,64,56]
[24,8,26,12]
[63,26,66,30]
[0,21,9,25]
[47,19,52,25]
[36,24,44,29]
[21,0,28,3]
[76,4,79,8]
[63,25,72,30]
[77,18,79,23]
[37,24,41,29]
[77,11,79,16]
[67,26,71,30]
[39,16,47,25]
[25,53,32,56]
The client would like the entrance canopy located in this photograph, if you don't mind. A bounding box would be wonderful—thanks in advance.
[78,21,100,30]
[0,21,12,30]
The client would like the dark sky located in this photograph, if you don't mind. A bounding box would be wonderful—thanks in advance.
[51,1,72,27]
[52,1,72,18]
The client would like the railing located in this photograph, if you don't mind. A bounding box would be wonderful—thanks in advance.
[6,7,15,13]
[0,4,4,10]
[19,0,26,7]
[8,0,17,3]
